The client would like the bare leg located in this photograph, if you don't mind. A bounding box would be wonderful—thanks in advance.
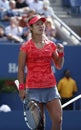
[46,98,63,130]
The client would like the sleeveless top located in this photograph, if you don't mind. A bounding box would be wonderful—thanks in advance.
[20,38,57,88]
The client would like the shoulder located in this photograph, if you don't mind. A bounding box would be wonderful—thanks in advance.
[70,78,76,83]
[45,37,56,45]
[20,39,32,51]
[59,77,64,82]
[45,38,57,50]
[22,38,32,45]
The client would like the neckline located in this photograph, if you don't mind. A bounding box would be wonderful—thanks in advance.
[31,39,46,50]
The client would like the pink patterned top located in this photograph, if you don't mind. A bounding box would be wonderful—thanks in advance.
[20,39,57,88]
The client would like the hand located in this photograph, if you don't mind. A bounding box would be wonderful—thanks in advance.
[19,89,26,100]
[57,43,64,53]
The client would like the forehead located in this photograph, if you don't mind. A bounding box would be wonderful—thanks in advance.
[33,19,44,25]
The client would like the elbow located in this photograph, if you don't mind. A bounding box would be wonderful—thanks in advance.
[55,61,64,70]
[56,65,63,70]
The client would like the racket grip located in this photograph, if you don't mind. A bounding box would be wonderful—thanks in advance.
[14,80,19,90]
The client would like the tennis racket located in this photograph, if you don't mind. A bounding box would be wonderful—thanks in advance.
[14,80,42,130]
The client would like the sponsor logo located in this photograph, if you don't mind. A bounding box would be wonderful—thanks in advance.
[8,63,27,73]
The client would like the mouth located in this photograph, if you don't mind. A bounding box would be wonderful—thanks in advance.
[39,28,44,32]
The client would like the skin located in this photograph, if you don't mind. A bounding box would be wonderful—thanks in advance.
[18,19,64,130]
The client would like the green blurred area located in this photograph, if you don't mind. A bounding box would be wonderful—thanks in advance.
[0,79,17,93]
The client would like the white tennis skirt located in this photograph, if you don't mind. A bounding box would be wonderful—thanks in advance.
[26,86,60,103]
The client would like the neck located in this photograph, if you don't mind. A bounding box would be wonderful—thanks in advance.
[32,34,46,49]
[32,34,43,44]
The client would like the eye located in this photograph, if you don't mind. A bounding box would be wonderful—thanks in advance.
[35,21,44,26]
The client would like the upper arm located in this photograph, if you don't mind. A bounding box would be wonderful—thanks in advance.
[73,81,78,92]
[18,50,27,71]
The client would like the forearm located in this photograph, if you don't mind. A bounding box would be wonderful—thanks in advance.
[53,51,64,69]
[53,43,64,69]
[18,68,24,84]
[18,67,26,91]
[18,68,26,99]
[56,57,64,69]
[53,55,64,69]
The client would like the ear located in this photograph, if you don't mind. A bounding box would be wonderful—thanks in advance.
[29,26,33,31]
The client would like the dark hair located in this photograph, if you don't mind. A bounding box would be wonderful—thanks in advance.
[27,15,36,27]
[64,69,70,75]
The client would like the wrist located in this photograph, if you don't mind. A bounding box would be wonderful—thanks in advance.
[58,51,64,57]
[19,83,25,90]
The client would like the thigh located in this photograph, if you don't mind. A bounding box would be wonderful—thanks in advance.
[46,99,62,121]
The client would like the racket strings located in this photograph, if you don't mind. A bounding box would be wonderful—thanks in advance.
[23,101,42,130]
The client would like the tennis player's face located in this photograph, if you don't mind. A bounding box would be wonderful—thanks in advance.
[32,20,45,35]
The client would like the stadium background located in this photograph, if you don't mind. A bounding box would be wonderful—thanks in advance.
[0,0,81,130]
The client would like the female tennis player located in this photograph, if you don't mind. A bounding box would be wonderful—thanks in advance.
[18,14,64,130]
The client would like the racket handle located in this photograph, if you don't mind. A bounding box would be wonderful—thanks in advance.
[14,80,28,102]
[14,80,19,90]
